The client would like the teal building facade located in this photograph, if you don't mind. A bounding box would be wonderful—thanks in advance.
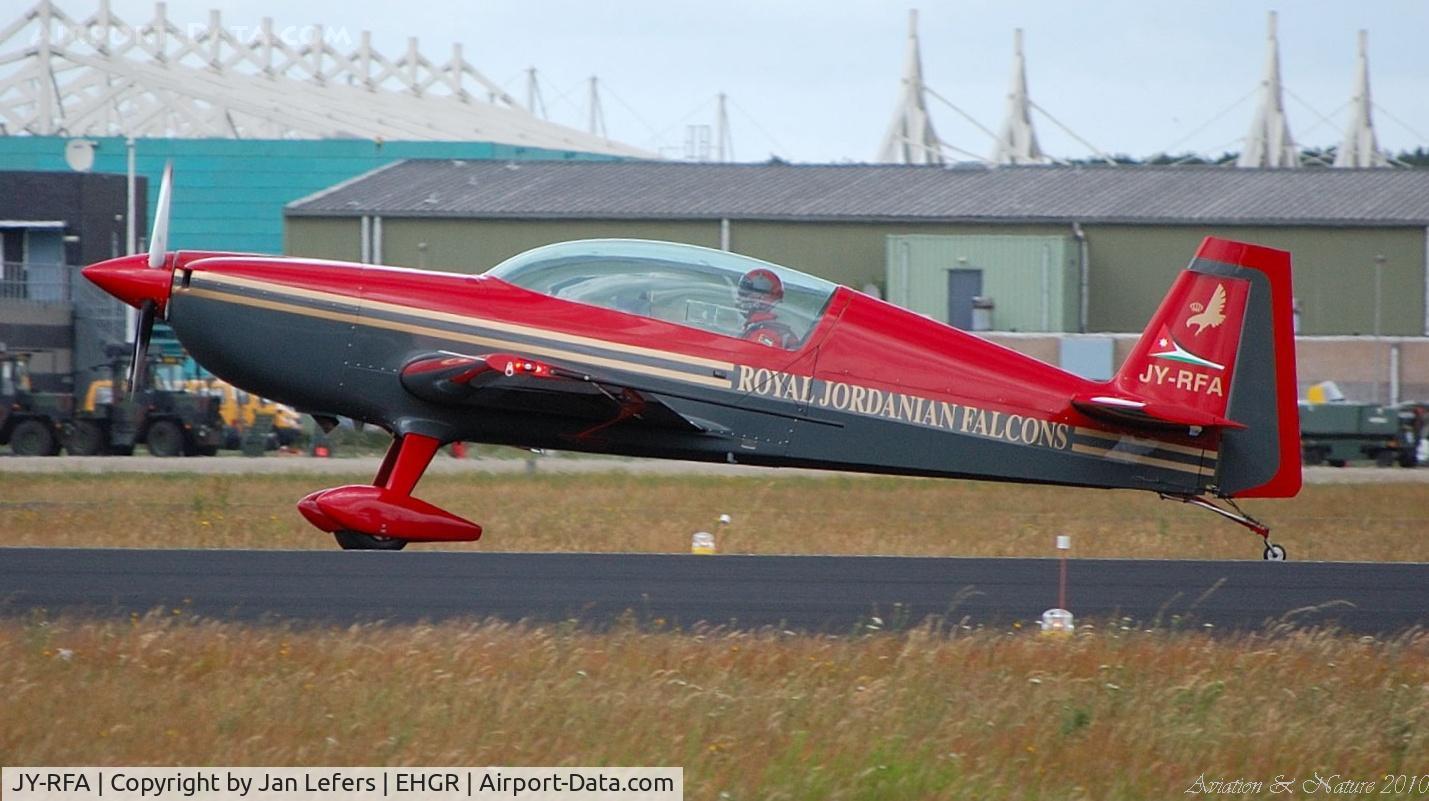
[0,136,616,255]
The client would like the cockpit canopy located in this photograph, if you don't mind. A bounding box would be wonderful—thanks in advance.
[485,240,838,348]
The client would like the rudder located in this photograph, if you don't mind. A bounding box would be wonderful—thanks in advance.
[1112,237,1300,498]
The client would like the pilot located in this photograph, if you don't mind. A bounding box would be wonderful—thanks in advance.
[738,268,798,348]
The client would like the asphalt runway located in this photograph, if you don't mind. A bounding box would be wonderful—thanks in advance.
[1,455,1425,483]
[1,548,1424,634]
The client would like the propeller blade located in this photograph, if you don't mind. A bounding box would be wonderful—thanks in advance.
[147,161,173,269]
[128,300,156,399]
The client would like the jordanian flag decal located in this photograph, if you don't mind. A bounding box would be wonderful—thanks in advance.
[1149,327,1225,372]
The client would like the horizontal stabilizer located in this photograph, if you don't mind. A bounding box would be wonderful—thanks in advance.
[1072,393,1245,431]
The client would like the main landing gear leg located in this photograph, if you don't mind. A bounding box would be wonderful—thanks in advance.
[298,433,483,551]
[1160,493,1286,561]
[339,434,441,551]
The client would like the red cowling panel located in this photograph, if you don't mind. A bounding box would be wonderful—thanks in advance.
[298,485,482,542]
[81,254,174,312]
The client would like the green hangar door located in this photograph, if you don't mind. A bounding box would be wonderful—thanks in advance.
[886,234,1080,332]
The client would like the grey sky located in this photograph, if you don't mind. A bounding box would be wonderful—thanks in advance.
[103,0,1429,163]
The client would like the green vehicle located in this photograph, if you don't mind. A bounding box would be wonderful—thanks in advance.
[1299,402,1420,467]
[0,351,69,456]
[64,352,147,456]
[70,349,224,457]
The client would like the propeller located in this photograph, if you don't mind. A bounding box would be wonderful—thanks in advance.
[129,300,156,397]
[127,161,173,397]
[147,161,172,269]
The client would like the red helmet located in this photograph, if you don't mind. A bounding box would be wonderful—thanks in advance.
[738,268,784,310]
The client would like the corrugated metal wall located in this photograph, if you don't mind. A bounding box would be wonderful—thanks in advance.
[1083,225,1426,335]
[886,234,1078,331]
[282,213,1429,336]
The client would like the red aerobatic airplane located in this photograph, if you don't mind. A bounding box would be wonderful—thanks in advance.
[84,167,1300,556]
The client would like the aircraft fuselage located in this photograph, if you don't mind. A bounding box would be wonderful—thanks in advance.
[168,255,1218,494]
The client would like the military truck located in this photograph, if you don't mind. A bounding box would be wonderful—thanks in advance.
[0,350,68,456]
[3,346,225,457]
[71,349,224,456]
[1299,402,1420,467]
[64,372,141,455]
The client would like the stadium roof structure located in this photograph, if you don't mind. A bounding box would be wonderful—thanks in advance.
[1238,11,1299,169]
[288,160,1429,227]
[877,9,943,165]
[1334,30,1390,168]
[0,0,653,156]
[990,29,1048,166]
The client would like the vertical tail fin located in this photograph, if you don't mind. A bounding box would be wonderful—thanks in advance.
[1112,237,1300,497]
[1114,257,1251,424]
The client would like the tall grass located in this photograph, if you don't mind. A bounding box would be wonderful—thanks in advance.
[0,473,1425,561]
[2,616,1425,800]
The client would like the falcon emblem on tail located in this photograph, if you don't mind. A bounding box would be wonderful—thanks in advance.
[1186,283,1227,335]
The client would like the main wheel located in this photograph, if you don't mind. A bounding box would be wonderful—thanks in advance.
[1263,543,1287,561]
[146,420,184,457]
[334,531,408,551]
[64,420,107,455]
[11,419,58,456]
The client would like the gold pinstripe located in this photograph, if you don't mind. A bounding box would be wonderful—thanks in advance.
[1070,442,1210,475]
[184,287,361,325]
[1073,427,1219,459]
[195,272,736,372]
[182,286,731,389]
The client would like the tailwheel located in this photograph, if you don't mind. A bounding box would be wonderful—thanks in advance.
[1159,492,1287,561]
[334,531,408,551]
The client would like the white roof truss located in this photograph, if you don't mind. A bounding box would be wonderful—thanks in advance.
[0,0,653,156]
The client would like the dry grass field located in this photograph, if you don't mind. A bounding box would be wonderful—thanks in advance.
[0,471,1426,560]
[2,616,1425,800]
[4,473,1426,798]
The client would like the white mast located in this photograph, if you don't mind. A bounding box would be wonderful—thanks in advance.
[526,67,546,119]
[878,9,943,165]
[1333,30,1389,168]
[716,92,732,163]
[991,28,1048,165]
[587,75,606,138]
[1237,11,1298,168]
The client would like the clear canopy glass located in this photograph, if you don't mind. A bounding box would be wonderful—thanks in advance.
[486,239,838,348]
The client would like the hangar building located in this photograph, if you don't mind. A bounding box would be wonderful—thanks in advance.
[285,160,1429,337]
